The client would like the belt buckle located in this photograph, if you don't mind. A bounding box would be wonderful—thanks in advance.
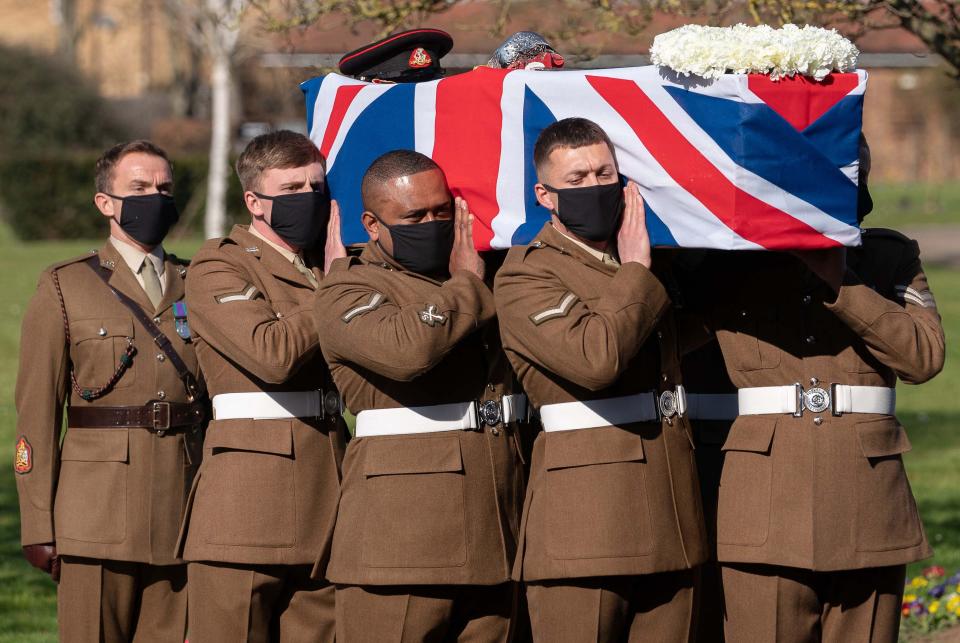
[152,401,171,435]
[321,390,342,419]
[476,399,502,428]
[658,389,679,419]
[794,383,831,416]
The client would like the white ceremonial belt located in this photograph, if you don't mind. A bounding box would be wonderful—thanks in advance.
[212,390,342,421]
[685,393,739,421]
[540,387,686,432]
[355,394,528,438]
[738,384,896,417]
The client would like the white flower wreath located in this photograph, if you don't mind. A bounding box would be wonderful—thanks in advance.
[649,24,859,81]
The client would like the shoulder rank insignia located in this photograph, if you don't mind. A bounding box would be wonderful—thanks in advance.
[419,304,447,326]
[530,292,578,325]
[14,436,32,474]
[895,285,937,309]
[215,284,260,304]
[342,292,385,323]
[172,301,192,340]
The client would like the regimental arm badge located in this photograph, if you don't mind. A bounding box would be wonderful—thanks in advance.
[419,304,447,327]
[14,435,32,474]
[408,47,432,69]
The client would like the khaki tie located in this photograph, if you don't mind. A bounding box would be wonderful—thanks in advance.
[140,257,163,309]
[293,255,319,289]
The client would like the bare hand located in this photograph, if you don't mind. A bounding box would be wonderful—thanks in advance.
[794,247,847,293]
[23,543,60,582]
[323,200,347,274]
[448,197,485,281]
[616,181,651,268]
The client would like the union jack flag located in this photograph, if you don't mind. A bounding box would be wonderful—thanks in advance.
[301,66,867,251]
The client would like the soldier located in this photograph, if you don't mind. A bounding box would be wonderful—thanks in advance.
[338,28,453,83]
[179,130,346,642]
[700,136,946,642]
[14,139,206,642]
[314,150,526,642]
[494,118,706,642]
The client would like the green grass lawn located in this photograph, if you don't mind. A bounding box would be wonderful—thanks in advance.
[0,230,956,640]
[870,183,960,228]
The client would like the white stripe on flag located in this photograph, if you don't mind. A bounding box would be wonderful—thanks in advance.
[414,81,438,158]
[491,71,530,248]
[308,75,346,144]
[324,84,396,170]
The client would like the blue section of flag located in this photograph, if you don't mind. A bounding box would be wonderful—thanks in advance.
[664,86,858,226]
[326,84,417,244]
[801,94,863,169]
[300,77,324,135]
[511,86,556,245]
[645,201,678,247]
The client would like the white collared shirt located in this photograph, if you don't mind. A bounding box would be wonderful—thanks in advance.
[249,224,299,264]
[555,226,620,267]
[109,236,167,295]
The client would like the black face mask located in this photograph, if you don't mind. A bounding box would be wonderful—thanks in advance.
[255,190,330,249]
[542,182,625,243]
[108,193,179,246]
[376,217,454,276]
[856,181,873,224]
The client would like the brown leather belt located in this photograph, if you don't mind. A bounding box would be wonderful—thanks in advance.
[68,401,208,436]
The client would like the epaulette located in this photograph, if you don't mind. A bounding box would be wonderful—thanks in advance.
[331,255,363,274]
[47,250,98,273]
[518,240,546,260]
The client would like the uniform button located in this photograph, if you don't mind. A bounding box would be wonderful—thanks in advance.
[809,377,819,386]
[805,335,816,344]
[275,312,283,319]
[802,295,812,305]
[740,310,748,317]
[661,373,669,382]
[98,327,108,337]
[491,427,501,437]
[813,416,823,426]
[157,390,166,400]
[156,354,165,362]
[153,317,161,324]
[656,331,663,339]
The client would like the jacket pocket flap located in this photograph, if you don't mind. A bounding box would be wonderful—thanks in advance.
[364,436,463,476]
[856,418,912,458]
[72,318,134,343]
[62,428,129,462]
[545,428,645,470]
[722,417,777,454]
[206,419,294,456]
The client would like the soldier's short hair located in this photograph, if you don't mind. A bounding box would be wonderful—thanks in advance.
[533,117,617,174]
[235,130,326,192]
[95,140,171,194]
[360,150,442,211]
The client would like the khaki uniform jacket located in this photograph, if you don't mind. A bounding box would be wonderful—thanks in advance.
[495,224,708,581]
[178,225,345,567]
[314,242,526,586]
[700,229,944,571]
[15,241,203,565]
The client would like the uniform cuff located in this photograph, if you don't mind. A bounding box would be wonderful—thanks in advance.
[19,512,55,547]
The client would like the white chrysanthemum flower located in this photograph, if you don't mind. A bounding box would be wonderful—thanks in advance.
[649,23,859,82]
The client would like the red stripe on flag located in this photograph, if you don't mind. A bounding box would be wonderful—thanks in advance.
[431,68,511,251]
[319,84,365,160]
[587,75,840,250]
[747,73,859,131]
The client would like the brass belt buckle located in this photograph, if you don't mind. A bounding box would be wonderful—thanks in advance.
[152,401,171,435]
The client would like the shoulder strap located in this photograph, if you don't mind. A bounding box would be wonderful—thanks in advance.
[84,255,205,400]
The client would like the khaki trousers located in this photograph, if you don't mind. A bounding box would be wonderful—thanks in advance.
[58,556,187,643]
[526,568,700,643]
[721,563,906,643]
[336,583,517,643]
[187,561,335,643]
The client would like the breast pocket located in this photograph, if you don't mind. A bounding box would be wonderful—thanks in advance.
[716,307,781,372]
[198,419,296,547]
[360,436,466,568]
[71,318,136,390]
[544,427,652,560]
[717,417,777,547]
[55,429,129,544]
[854,417,923,552]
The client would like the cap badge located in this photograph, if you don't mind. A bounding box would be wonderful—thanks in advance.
[14,435,32,474]
[409,47,432,69]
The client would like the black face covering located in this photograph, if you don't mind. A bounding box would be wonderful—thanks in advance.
[255,191,330,249]
[108,193,179,247]
[376,217,454,276]
[856,181,873,224]
[542,182,625,242]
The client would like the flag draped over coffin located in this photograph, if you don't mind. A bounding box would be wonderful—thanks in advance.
[301,66,867,251]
